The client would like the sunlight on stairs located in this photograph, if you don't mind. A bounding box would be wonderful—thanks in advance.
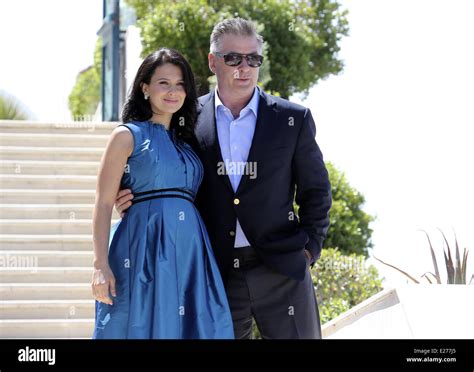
[0,120,119,338]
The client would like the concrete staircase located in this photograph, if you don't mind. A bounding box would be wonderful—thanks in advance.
[0,120,119,338]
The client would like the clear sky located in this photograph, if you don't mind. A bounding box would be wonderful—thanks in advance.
[0,0,103,120]
[292,0,474,285]
[1,0,473,286]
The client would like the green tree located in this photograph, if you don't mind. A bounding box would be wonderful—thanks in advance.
[325,162,374,256]
[294,162,375,256]
[127,0,228,95]
[229,0,349,98]
[0,91,31,120]
[126,0,349,97]
[68,39,102,119]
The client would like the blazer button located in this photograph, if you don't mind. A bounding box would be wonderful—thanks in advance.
[229,231,235,237]
[233,198,240,205]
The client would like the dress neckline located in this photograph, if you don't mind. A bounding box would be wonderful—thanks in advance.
[146,120,181,144]
[146,120,170,131]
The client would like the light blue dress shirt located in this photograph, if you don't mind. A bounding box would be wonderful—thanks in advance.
[215,86,260,248]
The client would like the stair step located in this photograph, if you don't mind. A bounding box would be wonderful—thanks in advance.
[0,120,116,338]
[0,146,104,161]
[0,189,96,203]
[0,300,94,319]
[0,120,116,134]
[0,251,93,267]
[0,234,93,251]
[0,133,109,147]
[0,319,94,338]
[0,219,116,234]
[0,267,93,283]
[0,204,102,219]
[0,283,92,300]
[0,160,99,175]
[0,175,97,189]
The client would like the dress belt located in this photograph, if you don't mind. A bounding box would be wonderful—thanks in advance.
[132,188,195,204]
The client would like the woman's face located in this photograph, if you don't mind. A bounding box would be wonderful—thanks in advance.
[142,63,186,115]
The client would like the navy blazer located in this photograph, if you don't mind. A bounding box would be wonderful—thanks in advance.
[193,88,332,284]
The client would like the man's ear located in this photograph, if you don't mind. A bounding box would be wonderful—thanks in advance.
[208,52,216,74]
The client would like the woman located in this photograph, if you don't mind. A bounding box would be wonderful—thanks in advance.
[91,48,234,339]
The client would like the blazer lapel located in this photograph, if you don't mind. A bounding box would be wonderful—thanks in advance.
[196,91,234,193]
[236,90,279,194]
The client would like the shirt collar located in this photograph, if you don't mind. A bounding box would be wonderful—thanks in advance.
[214,86,260,117]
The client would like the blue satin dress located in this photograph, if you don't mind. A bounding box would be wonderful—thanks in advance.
[92,120,234,339]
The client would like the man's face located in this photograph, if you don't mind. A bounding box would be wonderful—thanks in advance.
[209,34,261,100]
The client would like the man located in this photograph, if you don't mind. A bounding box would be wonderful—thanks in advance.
[115,18,332,339]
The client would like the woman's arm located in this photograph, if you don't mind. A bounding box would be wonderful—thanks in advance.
[91,126,133,305]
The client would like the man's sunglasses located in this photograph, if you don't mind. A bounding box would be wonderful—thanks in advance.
[213,52,263,68]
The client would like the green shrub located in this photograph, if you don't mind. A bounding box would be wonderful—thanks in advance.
[250,248,383,337]
[313,248,383,324]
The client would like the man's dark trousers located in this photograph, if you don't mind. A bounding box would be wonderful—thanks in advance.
[226,246,321,339]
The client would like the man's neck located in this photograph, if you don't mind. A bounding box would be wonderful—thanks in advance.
[217,87,255,119]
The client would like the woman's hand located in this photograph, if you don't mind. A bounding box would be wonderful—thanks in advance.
[91,263,117,305]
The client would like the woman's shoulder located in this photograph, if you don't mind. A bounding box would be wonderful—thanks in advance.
[117,120,148,129]
[110,124,135,138]
[116,120,150,137]
[114,121,151,156]
[105,126,134,157]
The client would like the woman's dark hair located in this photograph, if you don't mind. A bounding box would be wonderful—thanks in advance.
[121,48,197,142]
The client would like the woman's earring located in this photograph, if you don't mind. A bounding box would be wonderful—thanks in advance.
[144,93,149,100]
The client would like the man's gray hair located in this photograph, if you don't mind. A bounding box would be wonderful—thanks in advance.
[210,18,264,53]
